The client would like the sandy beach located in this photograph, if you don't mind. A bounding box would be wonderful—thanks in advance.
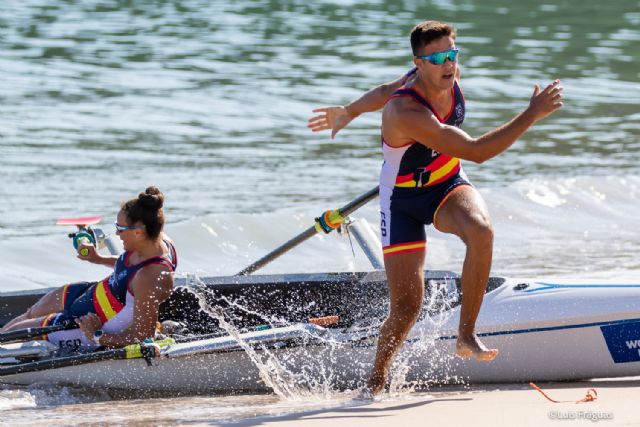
[227,379,639,427]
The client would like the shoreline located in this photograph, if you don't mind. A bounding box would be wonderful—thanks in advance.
[226,378,640,427]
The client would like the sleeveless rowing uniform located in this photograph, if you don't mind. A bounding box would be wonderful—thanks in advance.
[44,239,178,349]
[380,74,471,256]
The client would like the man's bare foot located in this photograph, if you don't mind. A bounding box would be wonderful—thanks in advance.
[364,373,386,397]
[456,334,498,361]
[354,386,375,401]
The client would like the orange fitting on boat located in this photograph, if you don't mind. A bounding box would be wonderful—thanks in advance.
[308,315,339,326]
[529,382,598,403]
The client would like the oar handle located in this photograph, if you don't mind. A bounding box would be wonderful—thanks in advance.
[237,186,380,276]
[0,319,77,343]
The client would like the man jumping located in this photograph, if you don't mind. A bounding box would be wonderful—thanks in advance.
[308,20,563,395]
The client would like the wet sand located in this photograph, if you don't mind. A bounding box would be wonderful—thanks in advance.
[227,378,640,427]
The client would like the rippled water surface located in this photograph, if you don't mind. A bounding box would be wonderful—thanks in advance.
[1,0,639,238]
[0,0,639,424]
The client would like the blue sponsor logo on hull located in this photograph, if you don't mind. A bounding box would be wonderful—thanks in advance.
[601,321,640,363]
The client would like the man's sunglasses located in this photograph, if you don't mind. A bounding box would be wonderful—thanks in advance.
[415,48,459,65]
[114,223,145,232]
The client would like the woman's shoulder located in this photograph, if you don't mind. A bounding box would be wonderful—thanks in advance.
[131,261,174,296]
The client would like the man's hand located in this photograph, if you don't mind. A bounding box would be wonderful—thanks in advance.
[307,106,356,139]
[527,80,564,122]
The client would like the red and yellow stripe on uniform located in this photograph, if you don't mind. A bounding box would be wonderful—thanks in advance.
[60,284,70,311]
[383,240,426,256]
[40,313,58,340]
[395,154,461,188]
[92,279,125,323]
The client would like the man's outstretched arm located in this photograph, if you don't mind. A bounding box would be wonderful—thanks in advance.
[307,72,412,138]
[390,80,563,163]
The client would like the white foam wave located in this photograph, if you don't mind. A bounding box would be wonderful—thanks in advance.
[1,175,639,292]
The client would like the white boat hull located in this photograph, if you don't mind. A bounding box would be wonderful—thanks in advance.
[2,276,640,393]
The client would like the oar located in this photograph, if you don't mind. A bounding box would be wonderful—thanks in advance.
[0,339,173,377]
[236,185,380,276]
[0,320,77,344]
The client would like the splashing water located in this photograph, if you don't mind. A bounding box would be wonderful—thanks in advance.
[388,277,463,396]
[0,383,114,413]
[181,273,467,400]
[0,388,36,411]
[186,276,340,400]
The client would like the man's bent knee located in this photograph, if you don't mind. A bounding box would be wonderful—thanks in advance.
[460,217,493,248]
[473,221,494,247]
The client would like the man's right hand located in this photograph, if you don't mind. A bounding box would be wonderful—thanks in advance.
[307,106,356,139]
[527,80,564,123]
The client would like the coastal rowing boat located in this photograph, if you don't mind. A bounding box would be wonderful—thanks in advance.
[1,189,638,393]
[1,270,639,394]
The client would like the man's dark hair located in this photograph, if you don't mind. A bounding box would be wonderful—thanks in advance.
[410,21,457,55]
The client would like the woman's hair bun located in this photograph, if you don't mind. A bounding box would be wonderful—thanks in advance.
[138,186,164,210]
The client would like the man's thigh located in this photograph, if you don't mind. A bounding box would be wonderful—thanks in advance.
[433,185,492,238]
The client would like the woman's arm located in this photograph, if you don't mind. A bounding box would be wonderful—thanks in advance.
[77,265,174,347]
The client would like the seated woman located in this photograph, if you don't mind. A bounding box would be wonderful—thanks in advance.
[0,186,177,350]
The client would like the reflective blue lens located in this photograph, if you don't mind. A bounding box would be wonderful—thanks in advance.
[114,223,144,231]
[416,48,459,65]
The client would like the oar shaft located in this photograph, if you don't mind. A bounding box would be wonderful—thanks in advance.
[236,227,317,276]
[0,320,76,343]
[0,347,127,377]
[0,340,168,377]
[335,186,380,217]
[237,186,380,276]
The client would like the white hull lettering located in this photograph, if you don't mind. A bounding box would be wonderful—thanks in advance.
[625,339,640,350]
